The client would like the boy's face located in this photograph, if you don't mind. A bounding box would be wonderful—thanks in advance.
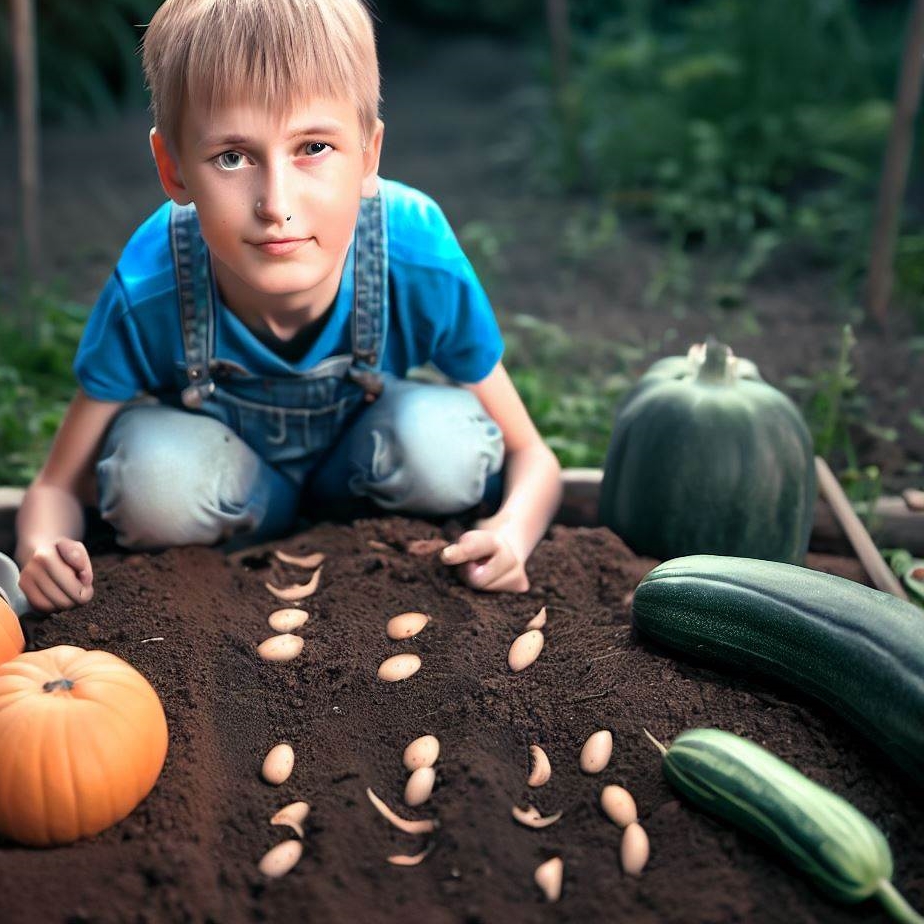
[150,96,383,322]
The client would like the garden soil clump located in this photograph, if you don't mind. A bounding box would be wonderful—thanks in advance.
[2,518,921,924]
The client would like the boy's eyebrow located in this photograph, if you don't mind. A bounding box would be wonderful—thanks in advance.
[198,122,345,149]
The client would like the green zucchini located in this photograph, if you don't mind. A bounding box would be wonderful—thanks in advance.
[631,555,924,785]
[646,728,922,923]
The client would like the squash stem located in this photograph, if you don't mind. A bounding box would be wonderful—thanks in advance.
[642,727,669,756]
[695,337,733,385]
[876,879,924,924]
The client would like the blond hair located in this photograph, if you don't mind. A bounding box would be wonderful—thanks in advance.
[141,0,380,154]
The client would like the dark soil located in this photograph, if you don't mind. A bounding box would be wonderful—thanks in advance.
[1,518,920,924]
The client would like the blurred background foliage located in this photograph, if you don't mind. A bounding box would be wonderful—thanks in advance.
[0,0,921,491]
[544,0,911,289]
[0,0,912,279]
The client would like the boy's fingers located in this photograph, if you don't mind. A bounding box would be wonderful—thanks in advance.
[28,571,75,611]
[34,551,90,604]
[21,583,57,614]
[441,531,497,566]
[465,545,521,590]
[483,568,530,594]
[56,539,93,585]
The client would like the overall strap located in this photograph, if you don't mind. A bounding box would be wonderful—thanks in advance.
[169,202,216,409]
[348,191,389,397]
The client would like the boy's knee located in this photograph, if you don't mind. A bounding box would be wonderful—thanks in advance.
[96,405,267,548]
[359,384,505,514]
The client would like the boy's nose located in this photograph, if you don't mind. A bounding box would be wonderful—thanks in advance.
[254,167,295,226]
[254,197,293,226]
[255,199,293,224]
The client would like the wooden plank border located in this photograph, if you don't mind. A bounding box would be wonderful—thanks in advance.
[2,472,922,558]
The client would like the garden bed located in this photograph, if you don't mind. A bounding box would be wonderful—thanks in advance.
[1,516,920,924]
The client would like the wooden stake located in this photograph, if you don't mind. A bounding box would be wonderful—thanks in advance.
[814,456,909,599]
[865,0,924,326]
[10,0,40,327]
[545,0,571,91]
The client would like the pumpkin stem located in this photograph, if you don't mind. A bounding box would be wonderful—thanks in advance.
[695,337,734,385]
[42,678,75,693]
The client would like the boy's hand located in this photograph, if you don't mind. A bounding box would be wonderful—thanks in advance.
[440,529,529,593]
[19,539,94,613]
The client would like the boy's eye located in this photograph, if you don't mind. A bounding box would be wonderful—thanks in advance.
[215,151,246,171]
[213,143,329,170]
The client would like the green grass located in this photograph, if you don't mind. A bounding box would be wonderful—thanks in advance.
[0,284,87,485]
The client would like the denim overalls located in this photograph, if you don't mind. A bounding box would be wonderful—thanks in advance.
[95,194,505,549]
[170,192,389,485]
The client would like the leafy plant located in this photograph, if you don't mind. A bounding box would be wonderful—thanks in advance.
[541,0,902,302]
[0,284,87,485]
[500,312,644,468]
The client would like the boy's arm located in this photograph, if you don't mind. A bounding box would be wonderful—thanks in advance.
[440,361,562,593]
[15,389,124,610]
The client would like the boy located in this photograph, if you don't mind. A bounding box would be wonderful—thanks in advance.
[9,0,562,614]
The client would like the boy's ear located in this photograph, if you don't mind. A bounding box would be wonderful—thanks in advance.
[149,127,193,205]
[361,118,385,198]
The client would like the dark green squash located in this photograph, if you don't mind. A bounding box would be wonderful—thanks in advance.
[599,339,816,563]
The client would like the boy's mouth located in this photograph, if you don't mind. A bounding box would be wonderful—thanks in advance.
[252,238,309,256]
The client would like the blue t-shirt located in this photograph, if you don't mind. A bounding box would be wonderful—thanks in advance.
[73,178,504,401]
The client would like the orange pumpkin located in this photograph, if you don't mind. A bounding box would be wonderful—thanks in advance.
[0,645,168,846]
[0,597,25,664]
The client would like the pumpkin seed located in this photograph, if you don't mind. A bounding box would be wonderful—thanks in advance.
[601,785,637,827]
[580,729,613,774]
[262,743,295,785]
[386,612,431,640]
[508,629,544,672]
[265,567,322,602]
[366,787,438,834]
[527,745,551,787]
[525,606,547,630]
[271,801,311,838]
[387,843,435,866]
[621,822,650,875]
[258,839,303,878]
[534,857,563,902]
[403,734,440,770]
[377,653,421,682]
[268,608,308,632]
[511,804,562,829]
[257,634,304,662]
[404,767,436,806]
[274,550,325,569]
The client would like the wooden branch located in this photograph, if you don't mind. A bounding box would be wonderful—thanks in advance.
[10,0,40,303]
[865,0,924,326]
[558,467,924,560]
[545,0,571,91]
[815,458,908,598]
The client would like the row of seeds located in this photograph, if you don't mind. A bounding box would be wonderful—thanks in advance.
[255,549,326,878]
[253,545,651,898]
[505,609,650,902]
[369,603,440,862]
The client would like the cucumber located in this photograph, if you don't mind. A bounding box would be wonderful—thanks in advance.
[647,728,922,923]
[631,555,924,785]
